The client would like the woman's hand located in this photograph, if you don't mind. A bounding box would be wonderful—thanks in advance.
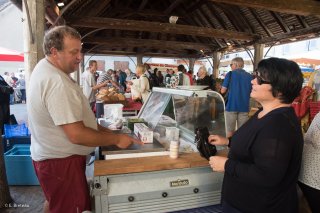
[208,135,229,146]
[209,156,228,172]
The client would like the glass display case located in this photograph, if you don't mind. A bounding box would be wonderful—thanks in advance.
[139,87,226,150]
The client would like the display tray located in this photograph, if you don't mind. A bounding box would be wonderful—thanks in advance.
[102,99,128,107]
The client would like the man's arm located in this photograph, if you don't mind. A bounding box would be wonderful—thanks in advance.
[92,81,107,91]
[61,121,142,149]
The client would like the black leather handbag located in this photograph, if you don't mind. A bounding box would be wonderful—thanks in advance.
[195,127,217,160]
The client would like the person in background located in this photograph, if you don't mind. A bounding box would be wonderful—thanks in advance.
[298,112,320,213]
[196,66,215,90]
[187,70,194,85]
[28,26,142,213]
[82,60,107,110]
[156,70,164,87]
[128,64,150,103]
[4,72,14,104]
[18,74,26,103]
[221,57,252,138]
[164,68,173,88]
[208,57,303,213]
[118,69,127,92]
[97,69,112,85]
[0,74,12,134]
[177,64,190,86]
[124,68,136,81]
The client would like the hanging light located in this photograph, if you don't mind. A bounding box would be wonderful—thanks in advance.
[169,16,179,24]
[57,2,65,7]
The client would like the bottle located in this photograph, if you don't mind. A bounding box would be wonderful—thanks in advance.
[170,141,180,159]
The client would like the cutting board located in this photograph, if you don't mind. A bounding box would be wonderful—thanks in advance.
[94,149,228,176]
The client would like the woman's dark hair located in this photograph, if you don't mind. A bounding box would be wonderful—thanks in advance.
[257,57,303,104]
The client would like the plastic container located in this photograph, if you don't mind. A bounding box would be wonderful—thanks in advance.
[170,141,180,159]
[4,123,30,138]
[104,104,123,121]
[4,144,39,185]
[2,135,31,153]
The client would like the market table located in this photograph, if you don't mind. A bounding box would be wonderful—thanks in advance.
[122,98,142,116]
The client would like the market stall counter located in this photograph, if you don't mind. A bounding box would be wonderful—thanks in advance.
[92,87,227,213]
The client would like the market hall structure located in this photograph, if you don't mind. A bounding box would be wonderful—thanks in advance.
[2,0,320,212]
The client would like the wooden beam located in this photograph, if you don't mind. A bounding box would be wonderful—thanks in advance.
[296,16,309,28]
[250,9,274,37]
[86,0,111,17]
[270,11,290,33]
[259,25,320,43]
[68,17,257,41]
[83,37,215,51]
[208,0,320,16]
[85,50,201,59]
[164,0,184,15]
[138,0,148,11]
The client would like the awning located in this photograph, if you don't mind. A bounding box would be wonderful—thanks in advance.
[0,47,24,62]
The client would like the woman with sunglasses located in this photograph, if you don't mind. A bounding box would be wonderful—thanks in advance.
[208,57,304,213]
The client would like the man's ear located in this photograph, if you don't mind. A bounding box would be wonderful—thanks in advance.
[50,47,58,57]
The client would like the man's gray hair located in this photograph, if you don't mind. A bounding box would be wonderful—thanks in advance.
[43,26,81,56]
[231,57,244,69]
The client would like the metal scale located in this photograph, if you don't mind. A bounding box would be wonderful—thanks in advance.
[92,87,227,213]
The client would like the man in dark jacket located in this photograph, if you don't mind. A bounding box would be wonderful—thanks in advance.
[0,75,12,134]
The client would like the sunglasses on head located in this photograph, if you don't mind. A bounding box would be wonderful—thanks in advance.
[253,70,271,85]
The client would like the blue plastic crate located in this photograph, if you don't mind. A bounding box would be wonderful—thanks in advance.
[2,135,31,153]
[4,123,30,138]
[4,144,39,185]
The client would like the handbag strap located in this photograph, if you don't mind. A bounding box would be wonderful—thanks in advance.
[227,71,232,91]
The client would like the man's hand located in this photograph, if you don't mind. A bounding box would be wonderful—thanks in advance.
[116,134,143,149]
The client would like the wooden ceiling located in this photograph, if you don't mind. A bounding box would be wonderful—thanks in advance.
[12,0,320,58]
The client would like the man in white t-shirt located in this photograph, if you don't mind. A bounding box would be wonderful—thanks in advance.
[28,26,142,213]
[82,60,107,110]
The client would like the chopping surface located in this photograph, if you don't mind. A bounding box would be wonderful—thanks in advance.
[94,149,228,176]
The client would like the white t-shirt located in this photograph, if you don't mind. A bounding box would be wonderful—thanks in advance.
[28,58,96,161]
[82,70,96,103]
[299,112,320,190]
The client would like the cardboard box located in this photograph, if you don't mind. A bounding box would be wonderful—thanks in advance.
[134,123,153,143]
[4,144,39,185]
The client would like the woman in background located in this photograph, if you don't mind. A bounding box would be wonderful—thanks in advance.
[208,58,304,213]
[128,64,150,103]
[298,112,320,213]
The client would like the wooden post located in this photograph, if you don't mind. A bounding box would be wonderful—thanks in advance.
[213,51,221,79]
[188,58,195,71]
[22,0,45,85]
[254,43,264,70]
[137,55,143,65]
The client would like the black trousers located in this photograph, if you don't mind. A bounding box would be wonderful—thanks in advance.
[298,181,320,213]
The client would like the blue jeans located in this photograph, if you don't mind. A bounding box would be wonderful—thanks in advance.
[9,94,14,104]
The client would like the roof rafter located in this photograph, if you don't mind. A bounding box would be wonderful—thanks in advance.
[208,0,320,16]
[68,17,257,41]
[83,37,216,52]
